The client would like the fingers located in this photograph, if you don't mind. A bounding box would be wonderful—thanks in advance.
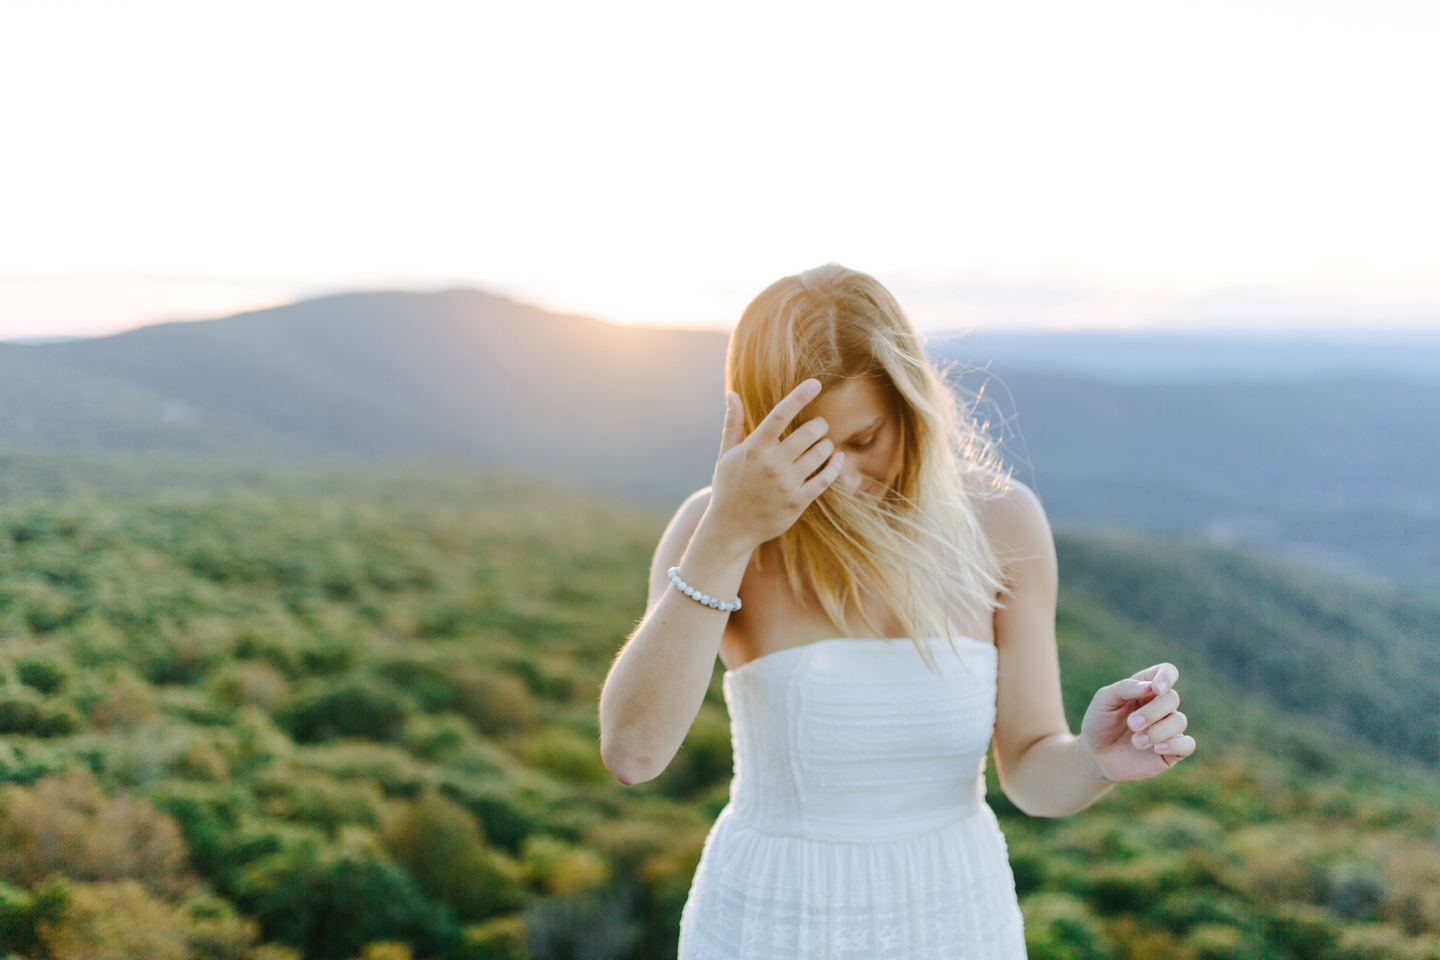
[1130,710,1187,750]
[795,451,844,504]
[752,379,822,445]
[1096,675,1155,710]
[1110,664,1193,765]
[1126,689,1179,735]
[719,392,746,455]
[778,415,829,460]
[1131,662,1179,696]
[791,437,836,480]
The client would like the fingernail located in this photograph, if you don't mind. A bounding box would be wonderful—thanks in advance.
[1127,712,1145,730]
[1155,680,1167,694]
[804,379,821,393]
[1132,733,1149,748]
[1154,742,1169,753]
[1131,680,1151,696]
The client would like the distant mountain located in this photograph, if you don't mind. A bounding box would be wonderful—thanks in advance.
[970,371,1440,589]
[929,329,1440,384]
[0,290,729,503]
[2,289,1437,590]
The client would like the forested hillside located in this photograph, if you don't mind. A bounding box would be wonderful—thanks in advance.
[2,289,1438,587]
[1055,534,1440,763]
[1,470,1438,960]
[0,291,728,503]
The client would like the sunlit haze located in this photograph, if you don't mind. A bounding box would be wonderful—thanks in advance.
[2,1,1438,339]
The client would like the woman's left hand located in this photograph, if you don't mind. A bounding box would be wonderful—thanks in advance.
[1080,663,1196,782]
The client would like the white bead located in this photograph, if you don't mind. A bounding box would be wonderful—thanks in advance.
[671,570,739,612]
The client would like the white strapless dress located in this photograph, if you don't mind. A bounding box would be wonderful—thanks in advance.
[678,636,1027,960]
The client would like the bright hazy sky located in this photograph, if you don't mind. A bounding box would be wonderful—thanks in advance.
[2,0,1438,339]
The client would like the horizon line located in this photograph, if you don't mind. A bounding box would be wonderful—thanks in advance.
[5,280,1440,344]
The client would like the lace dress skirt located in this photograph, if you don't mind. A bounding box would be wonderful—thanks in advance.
[677,637,1027,960]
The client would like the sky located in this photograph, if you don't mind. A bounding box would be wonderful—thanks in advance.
[2,0,1438,339]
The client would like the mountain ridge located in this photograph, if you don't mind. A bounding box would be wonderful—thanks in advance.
[2,288,1437,590]
[1,289,730,502]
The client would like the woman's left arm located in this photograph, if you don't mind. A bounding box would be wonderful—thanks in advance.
[986,482,1196,818]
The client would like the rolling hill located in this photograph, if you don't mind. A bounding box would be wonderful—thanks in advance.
[0,291,729,503]
[976,372,1440,589]
[2,289,1438,589]
[1,469,1438,959]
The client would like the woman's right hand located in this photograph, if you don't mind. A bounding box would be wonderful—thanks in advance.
[600,380,840,786]
[699,379,845,556]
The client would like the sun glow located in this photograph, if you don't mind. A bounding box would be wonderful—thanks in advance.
[2,0,1438,338]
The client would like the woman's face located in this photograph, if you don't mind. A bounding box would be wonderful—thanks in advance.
[808,376,905,498]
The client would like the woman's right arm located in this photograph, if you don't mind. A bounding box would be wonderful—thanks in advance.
[599,380,843,785]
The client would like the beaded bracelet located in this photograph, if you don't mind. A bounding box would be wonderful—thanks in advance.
[667,567,742,613]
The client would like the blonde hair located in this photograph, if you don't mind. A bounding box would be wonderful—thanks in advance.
[726,263,1009,669]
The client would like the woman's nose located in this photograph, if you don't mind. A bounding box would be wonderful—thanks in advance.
[837,460,866,492]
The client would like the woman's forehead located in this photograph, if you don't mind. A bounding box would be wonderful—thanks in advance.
[809,377,890,422]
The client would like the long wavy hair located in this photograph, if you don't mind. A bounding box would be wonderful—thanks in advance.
[726,263,1010,669]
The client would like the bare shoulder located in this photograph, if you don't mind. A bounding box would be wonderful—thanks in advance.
[974,473,1056,572]
[646,488,713,605]
[661,487,712,550]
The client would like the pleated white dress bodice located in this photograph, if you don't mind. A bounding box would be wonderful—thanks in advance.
[678,636,1026,960]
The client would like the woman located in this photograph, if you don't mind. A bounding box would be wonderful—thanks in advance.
[599,264,1195,959]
